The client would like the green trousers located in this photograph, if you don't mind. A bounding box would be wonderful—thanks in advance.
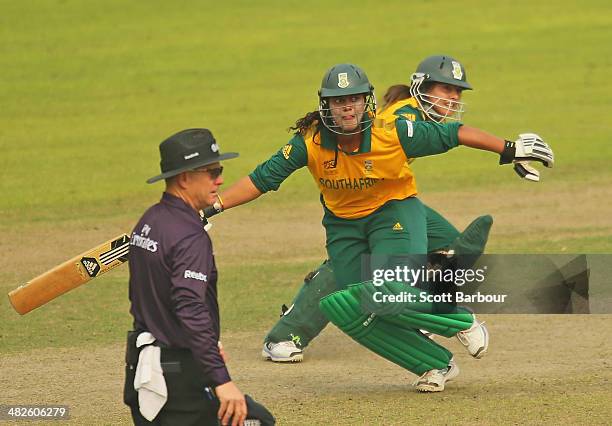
[324,197,428,288]
[266,198,458,346]
[265,207,493,348]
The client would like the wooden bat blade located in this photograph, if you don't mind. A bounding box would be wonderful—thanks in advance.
[8,233,130,315]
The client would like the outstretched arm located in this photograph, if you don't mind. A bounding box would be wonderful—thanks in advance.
[457,126,504,153]
[457,127,554,181]
[205,135,309,217]
[397,120,554,182]
[219,176,262,209]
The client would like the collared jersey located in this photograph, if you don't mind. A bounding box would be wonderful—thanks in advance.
[128,192,231,387]
[303,122,416,219]
[249,117,461,219]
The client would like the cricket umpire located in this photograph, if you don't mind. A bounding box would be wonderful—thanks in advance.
[124,128,275,426]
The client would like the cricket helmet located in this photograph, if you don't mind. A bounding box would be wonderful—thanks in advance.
[318,63,377,135]
[410,55,472,122]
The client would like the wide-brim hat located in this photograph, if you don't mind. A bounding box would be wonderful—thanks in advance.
[147,128,239,184]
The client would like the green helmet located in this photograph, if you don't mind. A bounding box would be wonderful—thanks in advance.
[410,55,472,122]
[318,63,377,135]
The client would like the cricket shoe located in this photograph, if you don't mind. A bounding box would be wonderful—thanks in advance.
[262,341,303,363]
[456,313,489,359]
[413,358,459,393]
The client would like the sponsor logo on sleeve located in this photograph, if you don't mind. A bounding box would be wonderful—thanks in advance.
[400,113,416,121]
[282,144,292,160]
[130,225,158,253]
[184,270,208,282]
[404,120,414,138]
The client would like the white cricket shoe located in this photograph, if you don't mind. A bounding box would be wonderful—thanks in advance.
[262,341,303,363]
[413,358,459,392]
[456,313,489,359]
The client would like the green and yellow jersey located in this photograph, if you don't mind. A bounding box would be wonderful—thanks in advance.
[378,98,426,165]
[249,117,461,219]
[378,97,423,123]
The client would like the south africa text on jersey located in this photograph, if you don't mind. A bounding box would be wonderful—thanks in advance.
[319,177,380,190]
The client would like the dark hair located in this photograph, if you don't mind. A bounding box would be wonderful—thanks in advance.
[382,82,436,110]
[288,110,321,135]
[382,84,411,109]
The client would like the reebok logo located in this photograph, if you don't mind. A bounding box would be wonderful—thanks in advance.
[184,269,207,282]
[392,222,404,231]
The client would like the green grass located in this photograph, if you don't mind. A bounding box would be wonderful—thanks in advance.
[1,0,611,224]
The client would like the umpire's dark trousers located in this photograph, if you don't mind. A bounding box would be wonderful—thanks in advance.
[124,334,275,425]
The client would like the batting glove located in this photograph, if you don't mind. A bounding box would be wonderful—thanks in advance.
[513,161,541,182]
[499,133,554,182]
[514,133,554,168]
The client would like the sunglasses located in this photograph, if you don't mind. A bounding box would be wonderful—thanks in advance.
[192,166,224,179]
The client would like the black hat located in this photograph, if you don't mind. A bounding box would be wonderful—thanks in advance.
[147,128,239,184]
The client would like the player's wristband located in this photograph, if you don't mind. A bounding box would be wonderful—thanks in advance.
[499,140,516,165]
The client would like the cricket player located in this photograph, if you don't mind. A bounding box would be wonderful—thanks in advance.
[205,63,553,391]
[260,55,494,365]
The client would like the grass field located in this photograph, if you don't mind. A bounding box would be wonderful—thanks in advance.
[1,1,612,424]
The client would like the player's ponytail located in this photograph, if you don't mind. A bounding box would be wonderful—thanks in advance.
[382,84,411,109]
[288,110,321,135]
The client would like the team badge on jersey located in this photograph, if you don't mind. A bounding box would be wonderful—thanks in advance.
[364,160,373,174]
[451,61,463,80]
[282,144,292,160]
[323,159,337,169]
[337,72,349,88]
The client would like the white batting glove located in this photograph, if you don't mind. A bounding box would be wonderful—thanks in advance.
[513,161,541,182]
[499,133,554,182]
[514,133,554,168]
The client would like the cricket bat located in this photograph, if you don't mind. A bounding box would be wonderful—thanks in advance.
[8,234,130,315]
